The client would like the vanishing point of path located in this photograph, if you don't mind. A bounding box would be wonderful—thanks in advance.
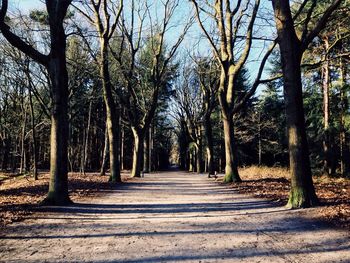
[0,171,349,262]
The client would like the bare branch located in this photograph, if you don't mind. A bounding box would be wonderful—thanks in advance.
[190,0,221,61]
[302,0,343,51]
[233,39,277,114]
[0,0,49,66]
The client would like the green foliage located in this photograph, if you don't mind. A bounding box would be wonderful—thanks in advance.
[29,9,75,25]
[29,10,49,24]
[1,0,349,178]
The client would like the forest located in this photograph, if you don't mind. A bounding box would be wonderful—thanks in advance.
[0,0,350,261]
[0,0,349,242]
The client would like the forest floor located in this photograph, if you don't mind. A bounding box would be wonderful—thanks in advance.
[0,167,349,229]
[0,170,349,262]
[234,166,350,229]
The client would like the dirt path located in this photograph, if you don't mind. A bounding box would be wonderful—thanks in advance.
[0,171,349,262]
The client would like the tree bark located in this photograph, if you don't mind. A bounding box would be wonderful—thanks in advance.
[195,127,204,173]
[120,124,124,171]
[41,1,73,205]
[195,144,203,173]
[272,0,318,208]
[44,17,71,204]
[222,116,240,183]
[82,99,92,174]
[258,111,262,166]
[339,57,349,177]
[105,107,120,182]
[131,127,144,177]
[29,88,38,180]
[189,148,194,172]
[99,38,121,183]
[143,127,151,173]
[193,147,197,172]
[204,115,214,175]
[100,127,109,176]
[1,137,10,171]
[19,107,27,174]
[219,119,224,173]
[321,37,331,175]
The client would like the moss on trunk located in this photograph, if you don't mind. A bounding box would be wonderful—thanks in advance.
[287,186,319,208]
[222,168,241,183]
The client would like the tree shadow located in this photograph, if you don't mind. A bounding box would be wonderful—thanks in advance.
[1,214,349,263]
[2,173,349,262]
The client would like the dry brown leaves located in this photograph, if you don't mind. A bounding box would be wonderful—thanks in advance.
[0,172,126,227]
[230,166,350,229]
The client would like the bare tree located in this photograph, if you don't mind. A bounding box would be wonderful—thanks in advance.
[174,63,205,173]
[0,0,73,205]
[73,0,123,182]
[111,0,192,177]
[190,0,275,182]
[194,57,220,175]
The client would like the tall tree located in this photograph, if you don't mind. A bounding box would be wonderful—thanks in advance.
[73,0,123,182]
[271,0,342,208]
[299,1,350,176]
[0,0,73,205]
[174,62,206,173]
[195,57,220,175]
[111,0,191,177]
[190,0,275,182]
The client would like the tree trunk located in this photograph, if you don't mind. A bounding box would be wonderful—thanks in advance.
[198,126,205,173]
[189,148,194,172]
[258,111,262,166]
[272,0,318,208]
[195,144,202,173]
[20,108,27,174]
[179,121,188,170]
[150,125,154,171]
[222,116,241,183]
[204,115,214,175]
[185,149,189,171]
[80,122,86,175]
[219,137,224,173]
[1,137,10,171]
[195,127,204,173]
[29,88,38,180]
[120,124,124,171]
[45,77,71,205]
[41,2,72,205]
[322,38,331,175]
[131,127,144,177]
[0,0,73,205]
[100,127,109,176]
[339,57,349,177]
[106,107,120,182]
[143,127,151,173]
[82,99,92,173]
[100,39,121,183]
[193,147,197,172]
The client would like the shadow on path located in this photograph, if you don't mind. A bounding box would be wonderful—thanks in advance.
[1,171,349,263]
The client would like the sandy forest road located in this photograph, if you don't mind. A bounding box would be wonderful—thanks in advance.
[0,171,349,262]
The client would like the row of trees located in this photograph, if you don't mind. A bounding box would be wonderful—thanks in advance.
[0,33,173,173]
[0,0,186,204]
[0,0,349,208]
[173,0,349,208]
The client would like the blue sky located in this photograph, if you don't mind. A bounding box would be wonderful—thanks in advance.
[13,0,44,13]
[12,0,275,94]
